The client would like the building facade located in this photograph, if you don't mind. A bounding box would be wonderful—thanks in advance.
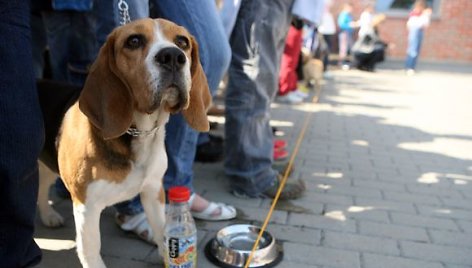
[330,0,472,62]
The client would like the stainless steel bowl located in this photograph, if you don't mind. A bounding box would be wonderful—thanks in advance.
[205,224,283,268]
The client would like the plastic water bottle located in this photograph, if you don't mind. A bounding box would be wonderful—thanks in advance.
[164,186,197,268]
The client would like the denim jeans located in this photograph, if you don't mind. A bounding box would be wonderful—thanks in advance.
[93,0,149,46]
[156,0,231,195]
[405,28,423,70]
[220,0,242,38]
[224,0,293,197]
[115,0,231,215]
[40,10,97,86]
[0,0,44,266]
[338,30,353,64]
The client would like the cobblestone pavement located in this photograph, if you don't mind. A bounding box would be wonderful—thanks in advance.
[34,61,472,267]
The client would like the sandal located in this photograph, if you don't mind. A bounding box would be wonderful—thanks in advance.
[189,194,237,221]
[115,212,155,245]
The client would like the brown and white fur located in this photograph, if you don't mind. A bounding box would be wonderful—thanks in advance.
[37,18,211,268]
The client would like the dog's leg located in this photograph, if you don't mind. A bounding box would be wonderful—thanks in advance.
[73,203,106,268]
[140,185,166,258]
[38,161,64,227]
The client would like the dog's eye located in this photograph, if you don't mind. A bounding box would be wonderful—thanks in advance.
[125,34,145,49]
[174,35,190,50]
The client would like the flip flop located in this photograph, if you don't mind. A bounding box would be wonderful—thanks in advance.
[115,212,155,245]
[189,194,237,221]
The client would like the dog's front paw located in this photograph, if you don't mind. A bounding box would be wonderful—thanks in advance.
[40,208,64,227]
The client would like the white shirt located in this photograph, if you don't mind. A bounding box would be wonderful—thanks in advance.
[358,11,374,37]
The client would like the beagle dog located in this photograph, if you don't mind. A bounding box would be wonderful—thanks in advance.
[37,18,211,268]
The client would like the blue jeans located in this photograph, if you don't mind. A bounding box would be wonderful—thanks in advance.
[41,10,97,86]
[405,28,423,70]
[0,0,44,266]
[224,0,293,197]
[93,0,149,46]
[115,0,231,215]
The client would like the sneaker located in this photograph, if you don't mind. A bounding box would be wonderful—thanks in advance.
[231,174,305,200]
[273,149,289,161]
[406,69,415,76]
[292,89,309,99]
[272,161,294,177]
[262,174,305,200]
[274,139,287,150]
[277,92,303,104]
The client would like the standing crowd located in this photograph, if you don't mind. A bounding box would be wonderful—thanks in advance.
[0,0,433,267]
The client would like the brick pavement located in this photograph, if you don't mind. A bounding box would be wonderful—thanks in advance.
[34,62,472,267]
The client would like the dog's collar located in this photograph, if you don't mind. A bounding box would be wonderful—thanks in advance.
[126,125,160,137]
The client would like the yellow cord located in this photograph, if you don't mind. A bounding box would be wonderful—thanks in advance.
[244,86,321,268]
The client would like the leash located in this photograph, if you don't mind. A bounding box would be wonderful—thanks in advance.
[118,0,131,25]
[244,88,321,268]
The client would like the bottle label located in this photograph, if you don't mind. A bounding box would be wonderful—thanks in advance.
[165,235,197,268]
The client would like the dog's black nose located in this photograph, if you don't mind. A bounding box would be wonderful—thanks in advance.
[155,47,186,71]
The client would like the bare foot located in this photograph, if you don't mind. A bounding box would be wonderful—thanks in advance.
[190,193,221,216]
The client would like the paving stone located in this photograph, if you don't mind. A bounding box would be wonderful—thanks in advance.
[406,184,464,199]
[289,214,356,233]
[237,206,288,225]
[441,197,472,210]
[429,229,472,248]
[401,241,472,265]
[325,204,390,223]
[201,190,263,209]
[383,191,442,206]
[303,191,354,206]
[284,242,360,268]
[445,265,472,268]
[101,234,154,261]
[324,231,399,255]
[103,256,154,268]
[355,197,416,214]
[363,253,444,268]
[359,221,429,242]
[417,205,472,221]
[267,224,321,245]
[390,212,459,231]
[353,179,406,192]
[261,198,325,215]
[324,185,383,199]
[457,220,472,233]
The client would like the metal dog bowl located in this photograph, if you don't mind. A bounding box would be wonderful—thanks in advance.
[205,224,283,268]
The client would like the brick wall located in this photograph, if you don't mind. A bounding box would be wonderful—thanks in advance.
[330,0,472,62]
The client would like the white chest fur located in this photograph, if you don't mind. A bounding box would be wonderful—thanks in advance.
[85,111,169,209]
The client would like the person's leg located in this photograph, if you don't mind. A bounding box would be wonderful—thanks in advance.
[405,29,423,70]
[152,0,232,216]
[225,0,294,197]
[41,11,71,82]
[220,0,242,38]
[323,34,334,72]
[31,12,47,79]
[94,0,149,46]
[67,12,97,86]
[338,31,348,65]
[0,0,44,266]
[279,25,303,96]
[152,0,230,187]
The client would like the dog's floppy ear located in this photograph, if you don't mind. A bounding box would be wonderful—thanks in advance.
[79,31,133,140]
[182,36,211,132]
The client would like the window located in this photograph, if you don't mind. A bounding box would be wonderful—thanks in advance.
[376,0,440,17]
